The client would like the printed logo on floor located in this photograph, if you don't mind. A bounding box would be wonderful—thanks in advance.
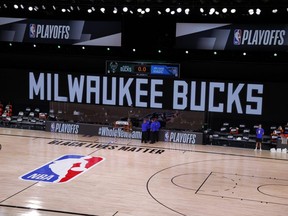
[19,155,104,183]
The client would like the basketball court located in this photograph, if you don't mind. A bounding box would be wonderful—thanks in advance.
[1,127,288,216]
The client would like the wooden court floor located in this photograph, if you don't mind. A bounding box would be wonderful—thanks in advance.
[1,127,288,216]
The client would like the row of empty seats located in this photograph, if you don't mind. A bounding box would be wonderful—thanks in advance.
[0,106,47,130]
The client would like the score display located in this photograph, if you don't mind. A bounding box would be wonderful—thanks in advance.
[106,60,180,78]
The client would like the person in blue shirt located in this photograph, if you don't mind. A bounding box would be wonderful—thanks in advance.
[255,124,264,151]
[150,118,158,144]
[154,117,161,142]
[141,118,149,143]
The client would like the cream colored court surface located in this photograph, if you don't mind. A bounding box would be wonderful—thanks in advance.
[0,127,288,216]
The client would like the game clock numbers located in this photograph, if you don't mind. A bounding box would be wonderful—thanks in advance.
[106,60,179,78]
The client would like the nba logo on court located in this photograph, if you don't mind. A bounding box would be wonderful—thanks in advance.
[233,29,242,45]
[20,155,104,183]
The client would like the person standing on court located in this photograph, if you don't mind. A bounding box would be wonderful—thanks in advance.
[154,117,161,142]
[141,118,149,143]
[149,118,157,144]
[255,124,264,151]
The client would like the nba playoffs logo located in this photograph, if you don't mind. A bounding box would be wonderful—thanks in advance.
[164,131,170,142]
[233,29,242,45]
[50,122,55,132]
[29,24,36,38]
[20,155,104,183]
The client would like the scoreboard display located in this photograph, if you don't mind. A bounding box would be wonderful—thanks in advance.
[106,60,180,78]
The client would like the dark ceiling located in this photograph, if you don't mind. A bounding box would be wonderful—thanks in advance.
[0,0,287,82]
[0,0,287,66]
[0,0,287,22]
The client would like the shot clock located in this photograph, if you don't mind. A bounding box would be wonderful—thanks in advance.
[106,60,180,78]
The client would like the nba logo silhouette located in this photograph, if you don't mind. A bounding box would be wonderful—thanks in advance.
[233,29,242,45]
[50,122,55,132]
[29,24,36,38]
[20,155,104,183]
[164,131,170,142]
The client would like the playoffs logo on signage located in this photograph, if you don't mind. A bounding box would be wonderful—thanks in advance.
[29,24,36,38]
[233,29,242,45]
[20,155,104,183]
[164,131,170,142]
